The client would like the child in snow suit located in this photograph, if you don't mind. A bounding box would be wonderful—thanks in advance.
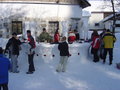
[91,31,100,62]
[56,36,70,72]
[26,30,36,74]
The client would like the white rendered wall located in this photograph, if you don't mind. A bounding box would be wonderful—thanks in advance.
[0,3,83,38]
[0,3,82,19]
[89,13,104,30]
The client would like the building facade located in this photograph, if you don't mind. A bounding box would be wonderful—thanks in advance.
[101,12,120,32]
[0,0,90,40]
[84,0,120,31]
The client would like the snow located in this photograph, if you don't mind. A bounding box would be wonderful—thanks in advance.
[1,33,120,90]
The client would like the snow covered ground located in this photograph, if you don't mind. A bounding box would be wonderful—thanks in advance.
[1,33,120,90]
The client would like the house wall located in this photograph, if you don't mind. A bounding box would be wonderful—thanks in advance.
[104,20,120,32]
[89,12,104,30]
[0,3,83,39]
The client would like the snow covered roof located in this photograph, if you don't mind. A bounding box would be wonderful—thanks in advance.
[82,10,91,17]
[0,0,91,8]
[101,12,120,22]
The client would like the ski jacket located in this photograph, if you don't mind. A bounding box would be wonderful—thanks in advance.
[27,35,36,49]
[5,37,21,55]
[0,54,11,84]
[58,41,69,56]
[39,32,51,42]
[91,35,100,49]
[54,33,60,42]
[27,35,36,55]
[103,32,116,48]
[68,32,76,43]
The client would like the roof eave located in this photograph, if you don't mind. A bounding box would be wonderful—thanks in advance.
[79,0,91,9]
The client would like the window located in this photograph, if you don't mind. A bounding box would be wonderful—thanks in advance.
[12,21,22,34]
[116,24,120,27]
[95,23,99,26]
[48,21,59,36]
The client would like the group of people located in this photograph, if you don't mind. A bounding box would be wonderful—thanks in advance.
[0,30,36,90]
[91,29,116,65]
[0,28,117,90]
[4,30,36,74]
[0,29,71,90]
[38,28,80,44]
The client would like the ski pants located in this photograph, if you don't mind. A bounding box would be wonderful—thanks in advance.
[11,55,18,73]
[0,83,8,90]
[103,48,113,63]
[28,54,35,72]
[93,48,99,62]
[56,56,68,72]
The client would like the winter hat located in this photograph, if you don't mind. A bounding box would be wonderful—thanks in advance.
[12,32,17,36]
[27,30,31,33]
[106,29,110,32]
[43,28,46,31]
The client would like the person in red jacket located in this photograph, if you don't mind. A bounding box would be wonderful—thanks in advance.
[54,29,60,44]
[91,31,100,62]
[68,30,76,44]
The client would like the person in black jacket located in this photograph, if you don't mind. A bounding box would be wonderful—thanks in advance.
[5,32,21,73]
[56,36,70,72]
[26,30,36,74]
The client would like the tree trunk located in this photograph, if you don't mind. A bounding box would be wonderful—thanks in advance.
[111,0,116,34]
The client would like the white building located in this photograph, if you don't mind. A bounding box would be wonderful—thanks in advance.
[100,12,120,32]
[84,0,120,31]
[0,0,90,40]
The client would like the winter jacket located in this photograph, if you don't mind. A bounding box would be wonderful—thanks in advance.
[91,35,100,49]
[54,33,60,42]
[5,37,21,55]
[38,32,52,42]
[58,41,69,56]
[27,35,36,49]
[27,35,36,54]
[68,32,76,43]
[103,32,116,48]
[0,54,11,84]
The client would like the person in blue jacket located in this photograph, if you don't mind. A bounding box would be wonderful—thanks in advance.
[0,47,11,90]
